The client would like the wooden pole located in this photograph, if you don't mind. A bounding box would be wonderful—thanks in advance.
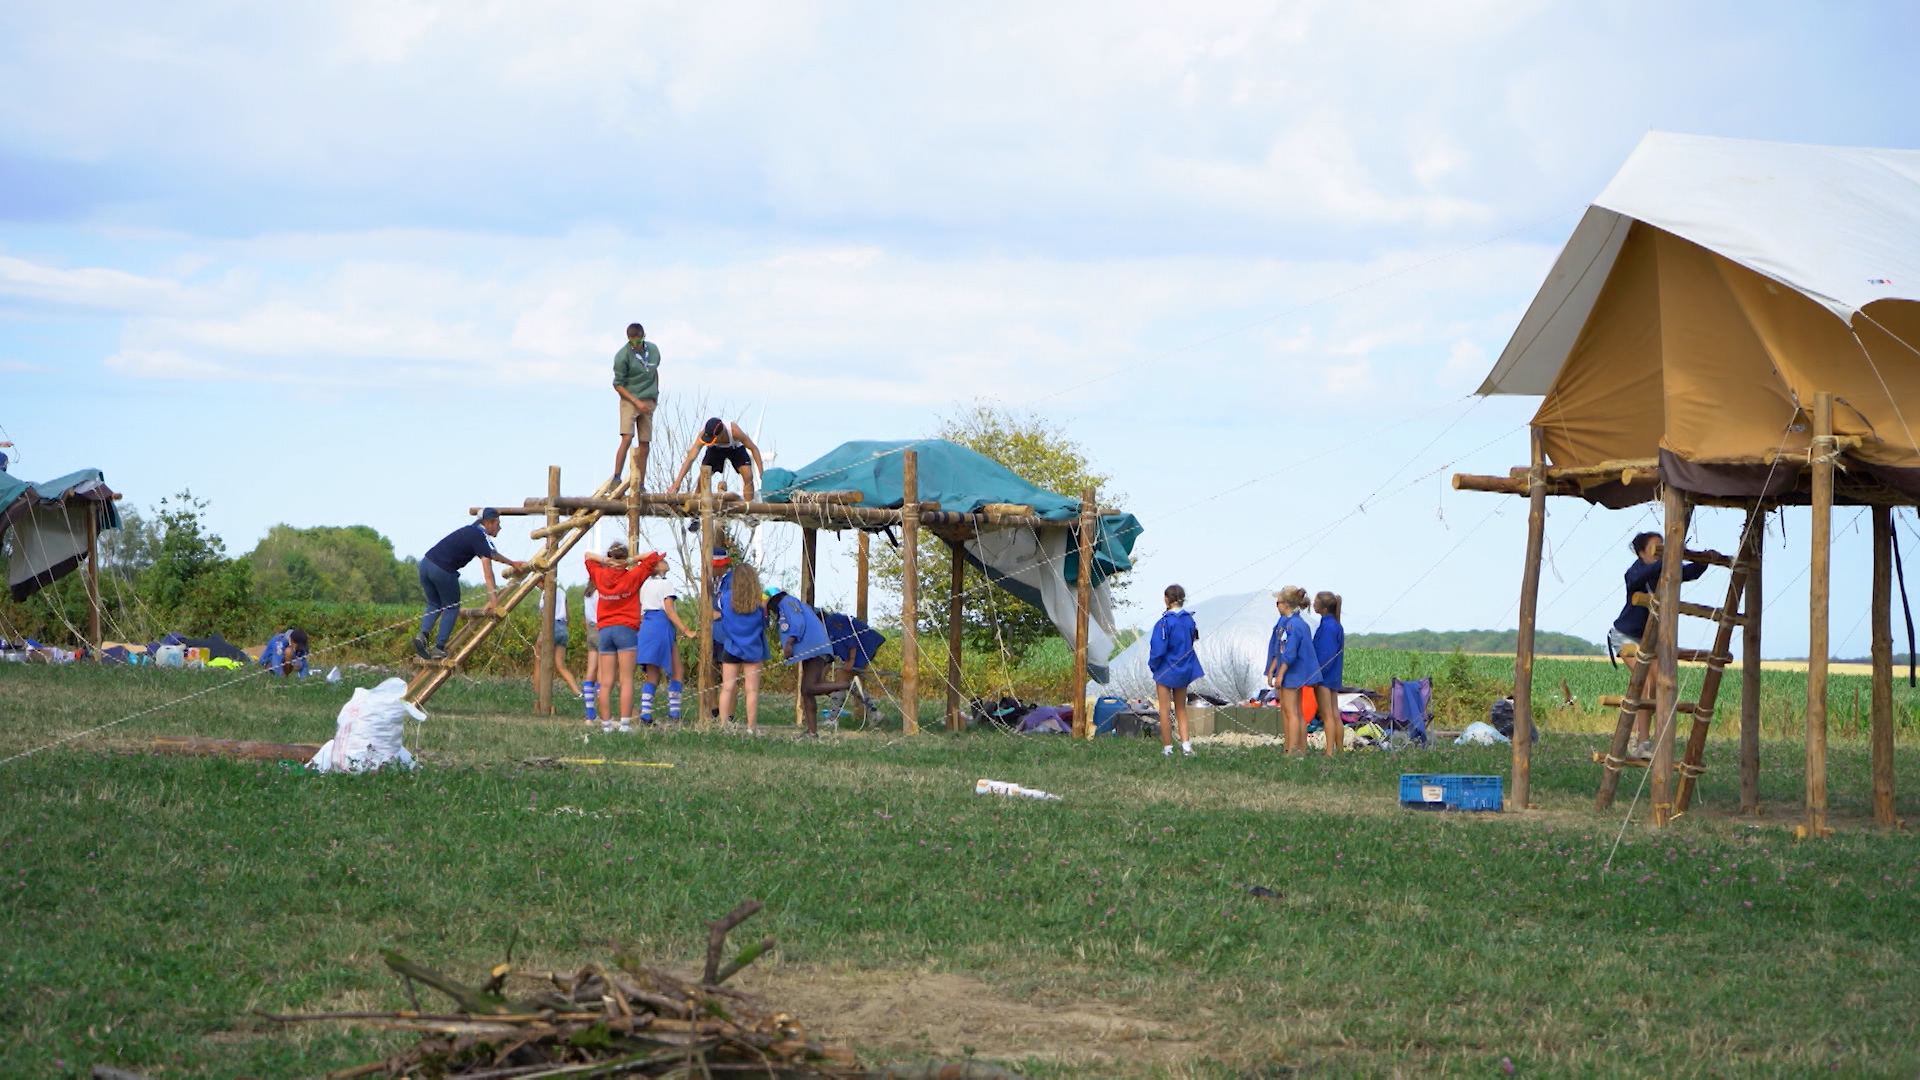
[900,450,920,735]
[1071,487,1095,739]
[1651,484,1687,827]
[1871,504,1897,826]
[1511,427,1546,810]
[856,531,870,623]
[535,465,560,717]
[947,541,965,732]
[626,447,641,549]
[1805,391,1834,837]
[84,507,102,654]
[1740,516,1764,815]
[697,465,717,729]
[801,528,818,606]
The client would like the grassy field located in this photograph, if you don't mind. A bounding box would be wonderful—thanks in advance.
[2,661,1918,1078]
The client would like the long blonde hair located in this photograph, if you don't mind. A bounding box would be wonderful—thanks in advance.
[729,562,763,615]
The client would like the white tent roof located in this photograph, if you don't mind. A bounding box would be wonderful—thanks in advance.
[1480,132,1920,396]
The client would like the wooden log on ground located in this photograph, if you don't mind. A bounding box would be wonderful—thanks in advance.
[150,736,321,763]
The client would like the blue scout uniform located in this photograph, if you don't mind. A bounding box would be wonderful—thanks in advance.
[1312,615,1344,690]
[1148,609,1204,689]
[713,577,770,663]
[1269,613,1322,689]
[772,594,833,663]
[1612,558,1708,639]
[823,612,884,669]
[260,631,308,677]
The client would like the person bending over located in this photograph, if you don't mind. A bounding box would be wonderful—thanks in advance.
[261,627,309,678]
[415,509,526,660]
[670,417,766,500]
[765,587,851,736]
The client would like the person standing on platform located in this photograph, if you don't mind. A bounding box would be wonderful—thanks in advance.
[634,557,694,723]
[1148,584,1204,757]
[415,509,526,660]
[585,543,661,733]
[1266,586,1324,755]
[612,323,661,487]
[668,418,766,500]
[714,561,771,732]
[1312,590,1345,751]
[1609,532,1709,756]
[765,586,851,736]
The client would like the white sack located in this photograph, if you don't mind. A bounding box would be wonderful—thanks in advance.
[309,677,427,773]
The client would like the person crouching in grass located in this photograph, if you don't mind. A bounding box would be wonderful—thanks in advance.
[1148,584,1204,757]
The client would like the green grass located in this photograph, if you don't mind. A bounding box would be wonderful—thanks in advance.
[2,663,1918,1078]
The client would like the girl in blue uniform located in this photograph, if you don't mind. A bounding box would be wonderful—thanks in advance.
[634,557,693,723]
[1148,584,1204,757]
[713,561,771,732]
[766,587,852,736]
[1312,590,1345,753]
[1265,586,1323,755]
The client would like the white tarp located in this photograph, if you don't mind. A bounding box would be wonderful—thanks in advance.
[309,677,427,773]
[965,527,1120,681]
[1102,591,1288,704]
[1480,132,1920,396]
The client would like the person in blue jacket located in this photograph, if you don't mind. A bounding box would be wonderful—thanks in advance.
[822,611,884,721]
[766,586,852,736]
[1610,531,1709,755]
[1148,584,1204,757]
[1312,590,1346,751]
[260,627,309,679]
[713,561,771,733]
[1266,586,1323,755]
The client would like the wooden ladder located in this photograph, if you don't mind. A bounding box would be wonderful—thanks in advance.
[1594,510,1761,814]
[403,475,633,709]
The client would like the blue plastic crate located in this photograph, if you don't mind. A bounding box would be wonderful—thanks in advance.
[1400,774,1504,812]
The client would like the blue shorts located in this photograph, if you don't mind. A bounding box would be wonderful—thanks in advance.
[597,624,638,653]
[554,620,569,648]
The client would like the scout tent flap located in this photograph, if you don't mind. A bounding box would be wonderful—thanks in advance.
[2,470,121,601]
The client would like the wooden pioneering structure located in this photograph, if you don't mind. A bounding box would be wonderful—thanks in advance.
[405,448,1113,736]
[1453,132,1920,833]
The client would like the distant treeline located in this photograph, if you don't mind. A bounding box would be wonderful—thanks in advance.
[1347,628,1602,656]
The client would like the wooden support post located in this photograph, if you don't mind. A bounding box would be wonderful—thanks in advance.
[1512,427,1546,810]
[535,466,560,717]
[900,450,920,735]
[1872,504,1897,826]
[1071,487,1096,739]
[1806,391,1834,837]
[84,507,102,654]
[856,531,870,623]
[1651,484,1687,827]
[1741,517,1764,815]
[801,527,818,606]
[947,541,965,732]
[697,465,717,729]
[626,447,641,548]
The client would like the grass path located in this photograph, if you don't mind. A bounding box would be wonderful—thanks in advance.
[2,664,1917,1078]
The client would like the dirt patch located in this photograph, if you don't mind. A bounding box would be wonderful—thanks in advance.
[732,964,1197,1067]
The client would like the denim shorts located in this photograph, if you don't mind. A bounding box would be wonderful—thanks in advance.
[554,620,569,648]
[597,624,638,652]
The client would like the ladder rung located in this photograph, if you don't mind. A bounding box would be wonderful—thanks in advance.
[1593,751,1651,769]
[1681,548,1735,567]
[1676,648,1735,665]
[1677,601,1746,626]
[411,658,460,669]
[458,608,508,619]
[1599,694,1651,711]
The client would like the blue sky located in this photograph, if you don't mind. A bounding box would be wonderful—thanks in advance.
[4,1,1918,657]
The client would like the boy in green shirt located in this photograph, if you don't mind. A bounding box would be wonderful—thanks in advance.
[613,323,661,486]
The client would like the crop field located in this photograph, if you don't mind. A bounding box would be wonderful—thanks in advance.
[2,659,1917,1078]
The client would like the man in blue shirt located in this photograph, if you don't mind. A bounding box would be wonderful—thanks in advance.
[1610,531,1709,756]
[414,509,526,660]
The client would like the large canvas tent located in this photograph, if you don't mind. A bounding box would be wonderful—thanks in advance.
[1458,132,1920,834]
[1479,132,1920,506]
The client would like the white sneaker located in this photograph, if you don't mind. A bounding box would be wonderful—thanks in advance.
[601,720,614,733]
[1182,742,1195,757]
[1163,744,1174,756]
[618,719,633,733]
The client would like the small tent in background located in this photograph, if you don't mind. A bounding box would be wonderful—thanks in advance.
[1103,591,1279,704]
[1,469,119,602]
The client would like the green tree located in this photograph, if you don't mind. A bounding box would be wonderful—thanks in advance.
[247,524,421,604]
[135,490,262,637]
[874,403,1127,658]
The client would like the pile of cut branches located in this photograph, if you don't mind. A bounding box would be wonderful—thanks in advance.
[260,899,1020,1079]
